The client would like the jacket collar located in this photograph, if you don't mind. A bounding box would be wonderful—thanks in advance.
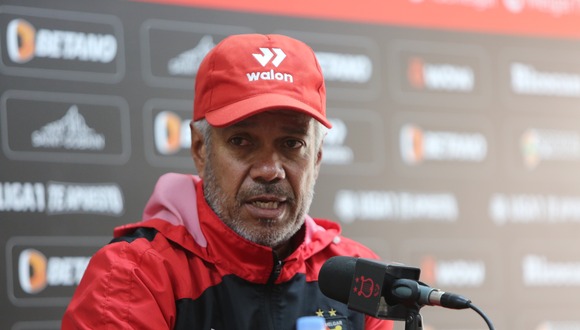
[114,173,342,283]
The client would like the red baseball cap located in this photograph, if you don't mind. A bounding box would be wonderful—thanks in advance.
[193,34,331,128]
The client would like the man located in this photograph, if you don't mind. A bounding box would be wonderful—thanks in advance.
[62,34,393,330]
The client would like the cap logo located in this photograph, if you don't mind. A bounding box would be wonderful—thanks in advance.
[246,47,293,83]
[252,47,286,67]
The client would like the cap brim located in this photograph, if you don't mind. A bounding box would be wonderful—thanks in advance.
[204,93,332,128]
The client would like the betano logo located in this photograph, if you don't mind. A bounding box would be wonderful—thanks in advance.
[399,124,424,165]
[407,56,474,92]
[420,255,486,288]
[400,124,487,165]
[247,47,293,82]
[6,19,36,63]
[18,249,48,294]
[18,248,91,294]
[154,111,191,155]
[5,18,117,64]
[315,51,372,83]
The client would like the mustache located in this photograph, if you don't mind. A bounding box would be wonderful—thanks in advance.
[238,182,295,201]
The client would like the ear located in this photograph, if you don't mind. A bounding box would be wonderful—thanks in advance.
[190,121,207,178]
[313,146,323,180]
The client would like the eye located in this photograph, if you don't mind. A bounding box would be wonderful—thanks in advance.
[229,136,251,146]
[283,139,305,149]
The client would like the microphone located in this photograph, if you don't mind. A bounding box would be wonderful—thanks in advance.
[392,278,471,309]
[318,256,471,319]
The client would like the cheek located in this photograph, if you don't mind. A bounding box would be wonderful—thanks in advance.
[212,153,246,194]
[289,162,317,192]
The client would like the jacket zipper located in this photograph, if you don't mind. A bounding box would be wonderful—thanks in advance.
[265,253,283,330]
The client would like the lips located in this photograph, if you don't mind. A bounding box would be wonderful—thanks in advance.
[245,195,287,219]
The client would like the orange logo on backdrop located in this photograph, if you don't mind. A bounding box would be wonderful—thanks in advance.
[407,57,425,90]
[18,248,48,294]
[7,19,36,63]
[419,255,437,285]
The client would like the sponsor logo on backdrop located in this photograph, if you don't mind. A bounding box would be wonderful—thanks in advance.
[141,19,252,88]
[18,248,90,294]
[323,118,353,165]
[407,56,475,92]
[154,111,191,155]
[399,239,500,313]
[405,0,579,15]
[334,190,458,224]
[420,255,486,288]
[315,51,373,84]
[411,0,496,10]
[0,181,124,216]
[390,40,490,108]
[319,108,386,175]
[399,123,487,165]
[500,48,580,113]
[489,193,580,225]
[0,182,45,212]
[511,62,580,97]
[6,18,35,63]
[19,249,48,294]
[168,34,216,76]
[1,90,130,164]
[523,254,580,287]
[144,99,195,168]
[534,321,580,330]
[31,105,105,151]
[521,128,580,169]
[0,6,124,82]
[503,0,580,16]
[6,236,106,306]
[46,181,123,215]
[6,18,116,64]
[276,30,380,101]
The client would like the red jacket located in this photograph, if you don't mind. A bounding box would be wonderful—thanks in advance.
[62,173,393,330]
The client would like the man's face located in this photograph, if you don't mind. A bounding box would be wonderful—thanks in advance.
[194,110,323,250]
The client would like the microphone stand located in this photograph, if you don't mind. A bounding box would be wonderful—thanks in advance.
[404,306,424,330]
[379,297,424,330]
[380,277,427,330]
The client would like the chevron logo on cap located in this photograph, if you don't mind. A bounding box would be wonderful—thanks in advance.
[253,48,286,67]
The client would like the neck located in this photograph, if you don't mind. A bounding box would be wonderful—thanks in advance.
[273,225,305,259]
[273,241,293,260]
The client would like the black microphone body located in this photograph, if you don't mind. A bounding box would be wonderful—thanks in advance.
[318,256,471,319]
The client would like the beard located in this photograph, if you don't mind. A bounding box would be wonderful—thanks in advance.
[202,158,315,249]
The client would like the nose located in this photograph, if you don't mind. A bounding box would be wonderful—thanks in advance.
[250,149,286,183]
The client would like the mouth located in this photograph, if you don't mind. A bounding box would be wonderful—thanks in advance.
[245,195,287,219]
[251,200,281,209]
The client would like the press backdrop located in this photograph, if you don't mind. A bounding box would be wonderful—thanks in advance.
[2,1,580,329]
